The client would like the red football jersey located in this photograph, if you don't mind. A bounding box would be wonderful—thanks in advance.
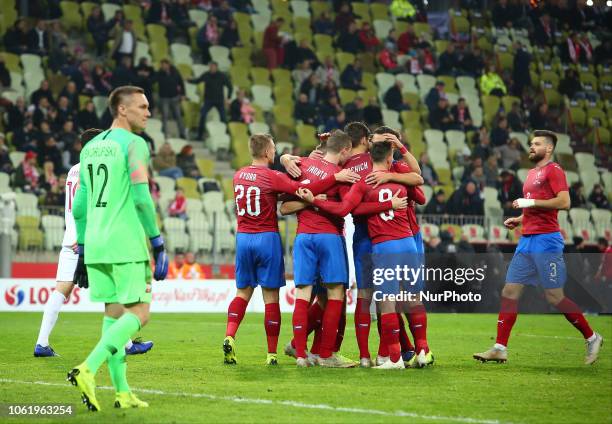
[407,186,426,234]
[296,157,344,234]
[521,162,568,235]
[234,165,337,233]
[363,178,413,244]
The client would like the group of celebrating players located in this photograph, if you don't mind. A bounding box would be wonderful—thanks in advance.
[29,86,603,412]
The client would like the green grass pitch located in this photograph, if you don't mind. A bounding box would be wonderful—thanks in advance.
[0,312,610,423]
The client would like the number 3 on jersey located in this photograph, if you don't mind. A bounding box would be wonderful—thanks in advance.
[379,188,394,221]
[87,163,109,207]
[235,185,261,216]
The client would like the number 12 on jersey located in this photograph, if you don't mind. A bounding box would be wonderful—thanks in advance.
[235,185,261,216]
[87,163,109,208]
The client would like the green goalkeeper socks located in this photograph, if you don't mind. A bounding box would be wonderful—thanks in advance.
[101,316,130,393]
[86,312,141,374]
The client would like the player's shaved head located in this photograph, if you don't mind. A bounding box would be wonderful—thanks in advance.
[325,130,352,154]
[80,128,103,146]
[249,133,273,158]
[108,85,145,117]
[344,122,370,148]
[370,140,393,164]
[531,130,557,148]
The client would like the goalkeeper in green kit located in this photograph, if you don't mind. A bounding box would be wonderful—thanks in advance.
[67,86,169,411]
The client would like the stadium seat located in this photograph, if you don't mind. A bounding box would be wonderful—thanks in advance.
[488,225,508,243]
[396,73,418,94]
[251,85,274,111]
[417,74,436,97]
[591,209,611,239]
[249,122,270,135]
[0,172,10,194]
[382,109,401,129]
[209,46,231,71]
[15,193,39,217]
[188,9,208,27]
[171,43,194,67]
[41,215,64,251]
[9,151,24,168]
[60,1,82,31]
[424,129,444,146]
[445,130,467,155]
[296,124,317,151]
[202,191,225,216]
[157,176,176,195]
[462,224,486,242]
[376,72,396,96]
[176,177,200,199]
[420,223,440,240]
[370,2,388,20]
[373,20,393,40]
[575,153,595,172]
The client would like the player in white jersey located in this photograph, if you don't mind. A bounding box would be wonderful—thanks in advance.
[33,129,153,357]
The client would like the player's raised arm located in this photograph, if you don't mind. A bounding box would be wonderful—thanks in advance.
[375,129,421,175]
[128,137,168,280]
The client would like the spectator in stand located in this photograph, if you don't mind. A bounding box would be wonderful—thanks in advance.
[384,29,398,52]
[153,142,183,179]
[60,81,79,113]
[62,137,82,169]
[498,170,522,217]
[483,155,499,187]
[13,120,38,152]
[512,42,531,97]
[147,0,178,41]
[397,26,417,54]
[4,96,27,133]
[76,101,100,132]
[168,188,188,220]
[470,166,486,190]
[300,74,323,105]
[480,65,506,96]
[318,95,342,124]
[42,173,66,207]
[340,58,364,90]
[135,58,155,109]
[197,15,220,63]
[296,39,319,69]
[425,80,446,112]
[379,45,401,74]
[294,93,317,125]
[425,189,447,215]
[230,89,252,123]
[292,60,313,88]
[190,62,232,138]
[343,96,365,123]
[313,12,335,35]
[419,152,439,186]
[429,98,456,131]
[461,156,483,183]
[0,134,14,174]
[384,80,409,112]
[39,135,64,173]
[589,184,610,209]
[507,101,527,132]
[315,56,340,87]
[40,160,58,193]
[324,110,347,132]
[55,96,74,127]
[32,97,52,128]
[529,102,554,129]
[57,120,78,149]
[212,0,233,27]
[451,97,474,131]
[358,22,380,52]
[337,22,362,55]
[87,6,108,57]
[569,181,588,208]
[3,18,30,55]
[492,0,517,28]
[563,32,592,64]
[27,20,50,56]
[490,116,510,147]
[335,2,356,34]
[263,17,286,69]
[157,59,187,139]
[30,79,54,107]
[472,127,493,161]
[220,18,240,49]
[558,69,583,100]
[363,97,383,128]
[111,56,137,88]
[177,145,201,178]
[447,181,484,216]
[14,151,40,194]
[109,19,136,63]
[182,252,204,279]
[437,43,459,76]
[459,46,485,77]
[167,250,186,279]
[533,12,556,46]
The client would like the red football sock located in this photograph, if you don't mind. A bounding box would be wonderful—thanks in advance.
[381,313,401,362]
[496,296,518,347]
[319,299,343,359]
[310,326,322,355]
[555,297,594,339]
[408,304,429,353]
[398,313,414,352]
[334,308,346,352]
[291,300,324,349]
[354,298,371,359]
[264,303,281,354]
[376,313,389,357]
[292,299,309,358]
[226,297,248,338]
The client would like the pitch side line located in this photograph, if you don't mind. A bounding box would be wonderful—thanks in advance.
[0,378,510,424]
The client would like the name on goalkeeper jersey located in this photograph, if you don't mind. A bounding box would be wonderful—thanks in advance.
[305,166,328,179]
[81,141,120,159]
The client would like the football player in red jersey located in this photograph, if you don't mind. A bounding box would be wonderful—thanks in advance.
[474,130,603,365]
[224,134,359,365]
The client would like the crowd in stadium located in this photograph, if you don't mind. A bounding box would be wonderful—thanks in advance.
[0,0,610,254]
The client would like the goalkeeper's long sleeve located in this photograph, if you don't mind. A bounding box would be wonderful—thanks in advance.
[131,183,160,238]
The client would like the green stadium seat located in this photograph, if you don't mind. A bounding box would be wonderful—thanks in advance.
[60,1,82,31]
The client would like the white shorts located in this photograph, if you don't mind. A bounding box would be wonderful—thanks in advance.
[56,246,78,283]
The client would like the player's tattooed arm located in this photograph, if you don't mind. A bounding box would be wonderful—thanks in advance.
[513,191,570,210]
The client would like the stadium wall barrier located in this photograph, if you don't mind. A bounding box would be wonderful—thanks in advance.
[0,279,358,313]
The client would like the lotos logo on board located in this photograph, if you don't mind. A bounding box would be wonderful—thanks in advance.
[5,285,25,306]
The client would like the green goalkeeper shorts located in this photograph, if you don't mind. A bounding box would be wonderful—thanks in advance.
[87,261,152,304]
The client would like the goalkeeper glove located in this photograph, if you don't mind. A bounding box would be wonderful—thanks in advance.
[150,235,169,281]
[73,245,89,289]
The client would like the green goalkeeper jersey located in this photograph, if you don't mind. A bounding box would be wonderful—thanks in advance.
[78,128,151,264]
